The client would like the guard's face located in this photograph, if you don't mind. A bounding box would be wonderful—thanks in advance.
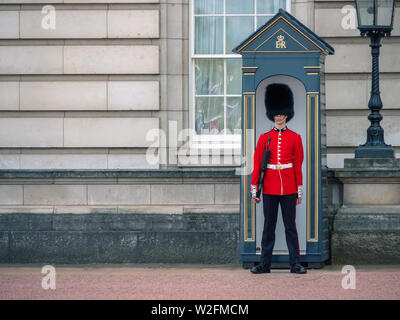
[274,114,287,124]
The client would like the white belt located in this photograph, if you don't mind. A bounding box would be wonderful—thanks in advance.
[267,163,293,170]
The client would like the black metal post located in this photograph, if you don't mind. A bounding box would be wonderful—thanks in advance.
[355,30,394,158]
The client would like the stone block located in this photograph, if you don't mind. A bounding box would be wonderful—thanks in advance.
[214,183,240,205]
[332,230,400,264]
[326,115,370,147]
[0,185,23,205]
[167,4,182,39]
[8,231,139,263]
[0,118,63,148]
[315,7,359,38]
[107,154,159,169]
[326,79,367,110]
[108,10,159,38]
[24,185,87,205]
[0,214,53,231]
[20,81,107,111]
[334,209,400,231]
[327,153,354,169]
[20,154,108,169]
[344,158,400,169]
[151,184,214,205]
[167,39,183,75]
[63,117,159,148]
[118,205,183,214]
[166,75,183,111]
[136,231,237,263]
[182,214,238,232]
[54,206,117,214]
[65,0,159,3]
[315,7,400,37]
[20,10,107,38]
[0,46,63,74]
[0,154,20,169]
[107,81,159,111]
[325,44,400,73]
[0,11,19,39]
[87,185,150,205]
[343,183,400,205]
[0,232,8,262]
[0,82,19,110]
[64,45,159,74]
[368,78,400,110]
[0,206,54,214]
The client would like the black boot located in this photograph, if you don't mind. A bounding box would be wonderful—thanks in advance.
[290,263,307,274]
[250,263,271,274]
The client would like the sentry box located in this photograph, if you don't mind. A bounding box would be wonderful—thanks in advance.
[233,9,334,269]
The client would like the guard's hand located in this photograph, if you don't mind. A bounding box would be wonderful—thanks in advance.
[252,197,261,204]
[296,198,302,206]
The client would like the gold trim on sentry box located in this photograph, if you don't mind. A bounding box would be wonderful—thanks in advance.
[237,16,325,53]
[243,93,255,242]
[306,93,319,242]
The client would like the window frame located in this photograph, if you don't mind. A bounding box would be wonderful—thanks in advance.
[188,0,291,143]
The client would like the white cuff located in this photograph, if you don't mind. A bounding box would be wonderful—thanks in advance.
[298,185,303,199]
[250,185,258,198]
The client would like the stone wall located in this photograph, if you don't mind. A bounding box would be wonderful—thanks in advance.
[0,168,240,263]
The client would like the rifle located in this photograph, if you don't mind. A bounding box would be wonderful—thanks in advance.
[255,136,271,199]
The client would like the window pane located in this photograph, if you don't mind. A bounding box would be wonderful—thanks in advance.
[257,15,273,28]
[194,0,223,14]
[257,0,286,14]
[195,17,223,54]
[226,16,254,53]
[195,59,224,95]
[195,97,224,134]
[226,0,254,14]
[226,59,242,95]
[376,0,394,26]
[226,97,241,132]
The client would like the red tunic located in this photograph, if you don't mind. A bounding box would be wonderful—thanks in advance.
[250,126,304,196]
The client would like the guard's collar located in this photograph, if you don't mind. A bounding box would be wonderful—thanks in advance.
[273,126,287,133]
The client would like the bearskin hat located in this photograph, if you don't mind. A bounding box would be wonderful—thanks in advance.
[265,83,294,123]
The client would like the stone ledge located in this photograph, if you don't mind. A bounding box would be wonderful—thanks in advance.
[0,210,239,232]
[0,205,240,215]
[338,205,400,215]
[332,169,400,179]
[334,213,400,231]
[344,158,400,169]
[0,168,240,180]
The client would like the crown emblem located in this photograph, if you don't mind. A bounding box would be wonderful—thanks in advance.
[275,34,286,48]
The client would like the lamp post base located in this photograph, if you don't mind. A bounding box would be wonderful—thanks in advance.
[355,145,394,158]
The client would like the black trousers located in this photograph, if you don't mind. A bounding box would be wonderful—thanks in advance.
[260,193,301,265]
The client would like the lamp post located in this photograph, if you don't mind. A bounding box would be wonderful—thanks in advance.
[354,0,396,158]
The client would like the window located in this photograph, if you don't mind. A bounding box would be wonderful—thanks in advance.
[190,0,290,140]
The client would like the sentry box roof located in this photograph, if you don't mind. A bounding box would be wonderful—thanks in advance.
[233,9,334,56]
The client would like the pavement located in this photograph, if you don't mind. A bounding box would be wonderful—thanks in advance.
[0,264,399,300]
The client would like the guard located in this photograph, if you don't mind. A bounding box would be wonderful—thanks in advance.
[249,83,307,274]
